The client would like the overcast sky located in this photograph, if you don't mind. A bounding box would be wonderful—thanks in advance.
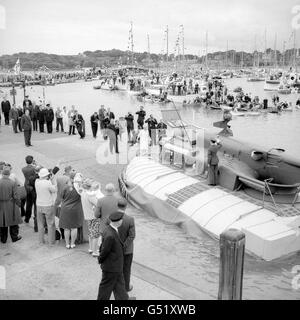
[0,0,299,56]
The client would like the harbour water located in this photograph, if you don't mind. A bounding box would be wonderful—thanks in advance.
[2,78,300,299]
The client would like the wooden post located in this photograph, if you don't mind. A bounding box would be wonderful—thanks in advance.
[218,228,245,300]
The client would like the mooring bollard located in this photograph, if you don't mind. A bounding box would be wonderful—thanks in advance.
[218,228,245,300]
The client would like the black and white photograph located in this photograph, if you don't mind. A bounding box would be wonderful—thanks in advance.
[0,0,300,308]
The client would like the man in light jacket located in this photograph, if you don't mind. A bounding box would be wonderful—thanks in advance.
[35,168,57,245]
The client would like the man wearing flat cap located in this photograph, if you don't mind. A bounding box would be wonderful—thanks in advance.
[97,211,129,300]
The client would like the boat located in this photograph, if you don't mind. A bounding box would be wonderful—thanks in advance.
[278,85,291,95]
[119,131,300,261]
[233,86,243,93]
[231,111,260,117]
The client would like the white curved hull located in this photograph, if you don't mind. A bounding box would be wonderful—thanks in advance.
[124,157,300,261]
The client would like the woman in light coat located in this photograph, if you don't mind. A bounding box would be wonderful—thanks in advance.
[78,179,103,256]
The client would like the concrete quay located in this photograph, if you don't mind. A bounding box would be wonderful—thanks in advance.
[0,124,213,300]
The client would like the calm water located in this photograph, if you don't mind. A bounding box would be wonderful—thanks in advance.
[3,78,300,299]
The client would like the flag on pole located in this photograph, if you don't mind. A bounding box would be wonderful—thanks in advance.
[13,58,20,75]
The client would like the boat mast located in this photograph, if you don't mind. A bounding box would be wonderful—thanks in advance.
[274,33,277,69]
[226,40,228,69]
[147,34,150,67]
[293,30,297,71]
[166,25,169,64]
[253,34,256,69]
[130,21,134,66]
[205,31,208,70]
[282,41,286,68]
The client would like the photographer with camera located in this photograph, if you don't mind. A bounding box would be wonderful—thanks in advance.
[35,168,57,245]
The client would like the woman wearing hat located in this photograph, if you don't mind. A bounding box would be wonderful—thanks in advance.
[207,136,222,186]
[79,179,103,256]
[58,172,84,249]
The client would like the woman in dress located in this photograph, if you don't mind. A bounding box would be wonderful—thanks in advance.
[137,125,151,156]
[78,179,103,256]
[58,174,84,249]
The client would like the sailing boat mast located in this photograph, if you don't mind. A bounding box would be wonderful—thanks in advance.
[282,41,286,67]
[147,34,150,67]
[205,31,208,70]
[226,40,228,69]
[274,33,277,69]
[130,21,134,66]
[166,25,169,64]
[293,30,297,71]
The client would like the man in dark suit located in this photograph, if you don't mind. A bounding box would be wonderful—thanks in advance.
[90,112,99,138]
[31,103,39,131]
[22,155,37,226]
[17,106,24,132]
[1,97,11,125]
[21,109,33,147]
[97,211,129,300]
[45,104,54,133]
[207,137,222,186]
[117,198,135,292]
[38,105,46,133]
[135,106,146,129]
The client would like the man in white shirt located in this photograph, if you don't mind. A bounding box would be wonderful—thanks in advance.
[35,168,57,245]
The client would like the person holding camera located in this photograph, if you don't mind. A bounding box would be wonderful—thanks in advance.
[35,168,57,245]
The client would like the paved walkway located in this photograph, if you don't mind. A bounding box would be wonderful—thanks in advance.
[0,124,213,300]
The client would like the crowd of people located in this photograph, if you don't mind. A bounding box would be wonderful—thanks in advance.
[0,154,136,300]
[1,94,169,155]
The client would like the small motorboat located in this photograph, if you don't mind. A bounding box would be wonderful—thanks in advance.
[233,86,243,93]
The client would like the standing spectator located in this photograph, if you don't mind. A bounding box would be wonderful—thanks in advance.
[17,106,24,132]
[207,137,222,186]
[68,105,76,135]
[54,165,75,239]
[107,107,115,120]
[35,168,57,245]
[90,112,99,138]
[135,106,146,129]
[1,97,11,125]
[97,211,129,300]
[115,120,123,141]
[58,174,84,249]
[23,99,33,117]
[79,179,103,256]
[145,114,158,145]
[21,109,33,147]
[125,112,134,143]
[73,110,85,139]
[137,125,151,156]
[0,167,22,243]
[55,107,64,132]
[45,104,54,133]
[98,105,106,137]
[22,155,37,226]
[9,104,19,133]
[106,119,119,154]
[31,102,39,132]
[62,106,68,134]
[37,105,46,133]
[23,95,33,110]
[94,183,119,239]
[117,198,135,292]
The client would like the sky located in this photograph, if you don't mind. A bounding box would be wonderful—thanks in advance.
[0,0,300,56]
